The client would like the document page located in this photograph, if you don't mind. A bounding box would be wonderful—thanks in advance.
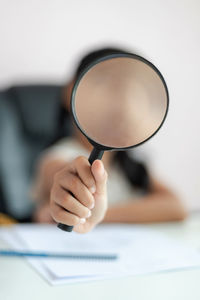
[1,224,200,285]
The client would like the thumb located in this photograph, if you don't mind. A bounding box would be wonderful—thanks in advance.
[91,160,107,195]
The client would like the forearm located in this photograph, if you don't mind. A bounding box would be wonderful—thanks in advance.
[103,194,187,223]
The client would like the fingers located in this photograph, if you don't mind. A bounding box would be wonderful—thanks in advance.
[50,156,107,230]
[50,185,92,226]
[74,156,96,194]
[52,186,91,219]
[50,169,94,226]
[91,160,107,195]
[57,172,95,209]
[50,201,86,226]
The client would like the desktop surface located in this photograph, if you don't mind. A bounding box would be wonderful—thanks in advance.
[0,214,200,300]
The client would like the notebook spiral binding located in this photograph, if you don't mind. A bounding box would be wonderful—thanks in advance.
[0,250,118,261]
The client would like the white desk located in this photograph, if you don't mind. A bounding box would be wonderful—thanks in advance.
[1,214,200,300]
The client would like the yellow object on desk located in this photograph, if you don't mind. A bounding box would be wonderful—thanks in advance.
[0,213,17,225]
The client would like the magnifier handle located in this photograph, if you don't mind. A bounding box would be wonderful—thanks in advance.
[88,147,104,164]
[57,147,104,232]
[57,223,73,232]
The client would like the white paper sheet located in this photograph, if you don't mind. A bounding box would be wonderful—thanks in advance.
[1,224,200,285]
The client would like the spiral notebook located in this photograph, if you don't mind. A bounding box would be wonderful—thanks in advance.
[1,224,200,285]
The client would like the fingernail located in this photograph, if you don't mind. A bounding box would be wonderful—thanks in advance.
[80,218,86,224]
[87,210,92,218]
[89,202,95,210]
[89,186,96,194]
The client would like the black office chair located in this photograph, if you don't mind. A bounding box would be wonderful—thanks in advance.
[0,84,71,221]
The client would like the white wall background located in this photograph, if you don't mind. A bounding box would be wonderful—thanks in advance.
[0,0,199,210]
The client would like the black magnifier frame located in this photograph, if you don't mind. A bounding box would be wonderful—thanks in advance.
[57,52,169,232]
[71,52,169,151]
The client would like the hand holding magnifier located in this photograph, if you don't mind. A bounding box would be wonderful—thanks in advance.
[57,52,169,232]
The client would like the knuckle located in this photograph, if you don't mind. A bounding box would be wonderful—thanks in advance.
[70,175,78,189]
[75,156,86,166]
[60,193,70,207]
[54,168,63,181]
[54,168,70,184]
[53,171,59,184]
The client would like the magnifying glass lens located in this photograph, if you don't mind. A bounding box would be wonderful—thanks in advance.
[74,57,168,148]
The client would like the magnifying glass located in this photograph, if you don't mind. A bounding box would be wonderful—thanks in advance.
[57,52,169,232]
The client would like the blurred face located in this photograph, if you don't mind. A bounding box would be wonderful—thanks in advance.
[69,57,168,149]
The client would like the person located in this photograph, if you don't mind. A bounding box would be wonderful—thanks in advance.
[32,48,187,233]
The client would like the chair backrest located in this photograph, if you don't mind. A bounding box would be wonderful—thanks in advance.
[0,84,71,221]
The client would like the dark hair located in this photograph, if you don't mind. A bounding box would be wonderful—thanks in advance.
[74,47,127,78]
